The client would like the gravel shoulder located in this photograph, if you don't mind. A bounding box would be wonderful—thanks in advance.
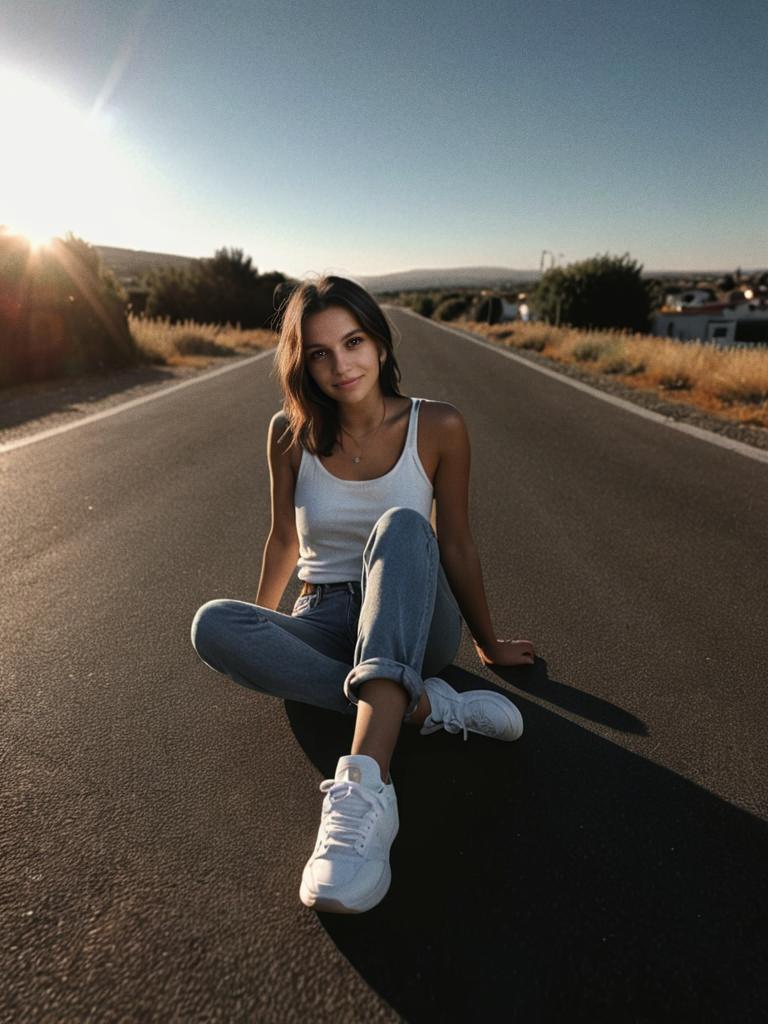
[0,353,260,447]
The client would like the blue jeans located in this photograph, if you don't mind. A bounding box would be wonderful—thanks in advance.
[190,507,463,720]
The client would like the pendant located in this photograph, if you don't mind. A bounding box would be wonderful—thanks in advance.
[352,456,361,464]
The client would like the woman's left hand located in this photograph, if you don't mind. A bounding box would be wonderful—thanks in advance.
[474,638,535,667]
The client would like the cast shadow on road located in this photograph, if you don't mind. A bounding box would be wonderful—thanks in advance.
[285,664,768,1023]
[489,657,649,735]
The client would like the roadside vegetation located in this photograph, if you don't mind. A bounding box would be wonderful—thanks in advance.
[0,230,283,386]
[453,319,768,429]
[127,314,277,368]
[391,254,768,431]
[0,230,141,387]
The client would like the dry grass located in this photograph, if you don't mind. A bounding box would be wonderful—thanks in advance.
[128,314,278,368]
[456,319,768,429]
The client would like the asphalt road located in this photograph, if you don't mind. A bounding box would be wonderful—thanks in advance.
[2,307,767,1023]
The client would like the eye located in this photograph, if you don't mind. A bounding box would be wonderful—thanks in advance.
[347,336,363,347]
[308,349,326,360]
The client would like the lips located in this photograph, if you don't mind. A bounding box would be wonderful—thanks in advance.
[334,376,362,388]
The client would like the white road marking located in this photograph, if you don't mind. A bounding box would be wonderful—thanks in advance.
[0,349,275,455]
[394,307,768,467]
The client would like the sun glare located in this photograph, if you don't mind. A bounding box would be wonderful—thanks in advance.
[21,232,55,252]
[0,66,178,250]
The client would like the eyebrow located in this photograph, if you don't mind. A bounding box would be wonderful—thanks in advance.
[302,329,363,350]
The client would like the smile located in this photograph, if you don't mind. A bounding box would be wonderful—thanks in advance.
[334,376,363,388]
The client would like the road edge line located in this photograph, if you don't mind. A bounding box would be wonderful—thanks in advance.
[0,348,275,455]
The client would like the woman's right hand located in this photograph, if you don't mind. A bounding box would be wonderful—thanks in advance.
[474,638,535,667]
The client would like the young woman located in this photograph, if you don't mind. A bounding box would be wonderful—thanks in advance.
[190,275,535,915]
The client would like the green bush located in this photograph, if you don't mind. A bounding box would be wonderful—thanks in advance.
[413,294,435,317]
[532,252,653,333]
[572,341,605,362]
[145,247,288,329]
[473,296,503,324]
[397,293,437,318]
[601,357,633,374]
[659,374,692,390]
[433,297,469,321]
[519,335,547,352]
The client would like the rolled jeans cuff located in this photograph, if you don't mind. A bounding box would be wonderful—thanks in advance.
[344,657,423,717]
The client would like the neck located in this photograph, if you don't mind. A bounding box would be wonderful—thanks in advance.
[337,391,388,433]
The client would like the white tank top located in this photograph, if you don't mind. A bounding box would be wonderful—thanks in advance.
[294,397,434,583]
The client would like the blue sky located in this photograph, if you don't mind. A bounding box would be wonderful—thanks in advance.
[1,0,765,276]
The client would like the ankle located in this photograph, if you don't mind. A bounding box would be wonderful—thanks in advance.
[407,691,432,728]
[347,746,391,785]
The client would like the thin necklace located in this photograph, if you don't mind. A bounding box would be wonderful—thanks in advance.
[339,399,387,464]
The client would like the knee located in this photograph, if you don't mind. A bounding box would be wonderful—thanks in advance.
[372,506,431,538]
[190,599,236,659]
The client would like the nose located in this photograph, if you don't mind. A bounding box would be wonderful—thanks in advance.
[332,348,352,376]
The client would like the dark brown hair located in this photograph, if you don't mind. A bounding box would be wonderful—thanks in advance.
[272,275,403,456]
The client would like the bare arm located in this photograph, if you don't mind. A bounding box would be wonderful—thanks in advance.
[255,413,300,610]
[433,405,535,667]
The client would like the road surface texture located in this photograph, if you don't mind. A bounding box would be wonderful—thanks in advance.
[2,307,767,1022]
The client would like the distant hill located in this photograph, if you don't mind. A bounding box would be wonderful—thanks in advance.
[357,267,539,293]
[93,244,742,293]
[93,247,540,291]
[94,245,201,282]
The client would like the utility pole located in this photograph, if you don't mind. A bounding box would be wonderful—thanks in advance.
[539,250,556,323]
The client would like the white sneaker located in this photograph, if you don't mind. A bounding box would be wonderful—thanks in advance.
[420,677,524,742]
[299,754,399,914]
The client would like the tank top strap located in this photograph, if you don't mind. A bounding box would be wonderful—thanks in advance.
[404,397,421,451]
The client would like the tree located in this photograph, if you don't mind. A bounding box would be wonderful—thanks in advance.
[1,230,138,385]
[53,233,137,367]
[531,252,653,333]
[145,246,287,329]
[433,296,469,321]
[144,266,197,322]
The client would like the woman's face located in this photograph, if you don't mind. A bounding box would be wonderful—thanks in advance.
[301,305,385,405]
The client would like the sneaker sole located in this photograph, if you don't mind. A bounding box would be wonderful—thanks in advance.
[299,863,392,914]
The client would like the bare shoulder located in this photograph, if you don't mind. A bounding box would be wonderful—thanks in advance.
[418,399,468,438]
[268,410,300,472]
[416,400,468,480]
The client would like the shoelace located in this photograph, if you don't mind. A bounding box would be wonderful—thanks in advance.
[428,689,470,741]
[317,780,388,852]
[443,712,469,742]
[434,697,499,742]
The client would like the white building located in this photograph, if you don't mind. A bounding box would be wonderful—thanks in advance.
[651,298,768,347]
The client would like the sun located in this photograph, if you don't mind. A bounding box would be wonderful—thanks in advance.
[0,67,122,244]
[0,66,176,251]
